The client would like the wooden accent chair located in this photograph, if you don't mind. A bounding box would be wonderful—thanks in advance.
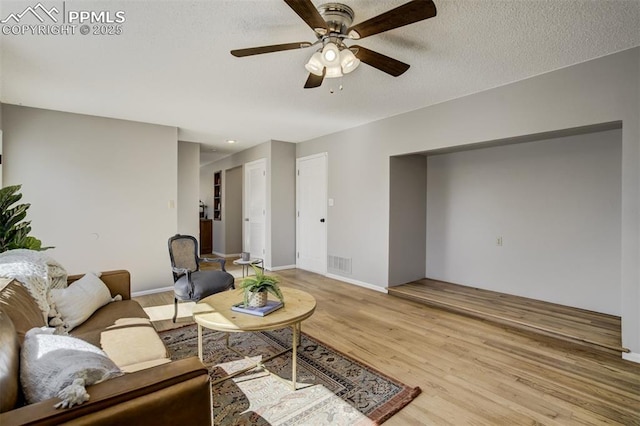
[168,234,235,322]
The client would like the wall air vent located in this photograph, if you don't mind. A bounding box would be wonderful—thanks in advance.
[328,255,352,274]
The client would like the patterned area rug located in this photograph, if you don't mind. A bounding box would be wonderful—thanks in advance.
[160,325,420,425]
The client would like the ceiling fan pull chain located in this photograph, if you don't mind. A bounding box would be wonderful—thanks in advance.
[329,77,344,94]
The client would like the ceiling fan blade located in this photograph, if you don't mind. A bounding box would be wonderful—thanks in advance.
[347,0,437,40]
[284,0,329,35]
[304,69,325,89]
[231,42,312,57]
[352,46,410,77]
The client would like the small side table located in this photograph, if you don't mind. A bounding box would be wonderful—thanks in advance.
[233,258,264,277]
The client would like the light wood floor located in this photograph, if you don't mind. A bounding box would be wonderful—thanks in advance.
[135,267,640,425]
[389,279,626,355]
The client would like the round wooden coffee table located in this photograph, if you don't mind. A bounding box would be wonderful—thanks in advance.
[192,287,316,390]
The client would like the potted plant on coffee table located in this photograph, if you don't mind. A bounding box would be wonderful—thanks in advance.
[240,265,284,308]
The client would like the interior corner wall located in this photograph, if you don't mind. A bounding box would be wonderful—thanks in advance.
[388,155,427,286]
[202,140,295,268]
[201,141,269,257]
[269,141,296,268]
[296,47,639,356]
[426,129,622,315]
[1,105,179,293]
[177,141,200,240]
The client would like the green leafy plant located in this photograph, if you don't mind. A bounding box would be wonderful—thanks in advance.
[0,185,51,253]
[240,265,284,306]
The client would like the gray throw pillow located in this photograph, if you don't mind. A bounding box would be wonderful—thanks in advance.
[20,327,123,408]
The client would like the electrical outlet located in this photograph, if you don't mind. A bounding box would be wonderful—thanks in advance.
[496,236,503,246]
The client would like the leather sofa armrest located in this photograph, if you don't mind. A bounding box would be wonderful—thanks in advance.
[68,270,131,300]
[0,357,210,426]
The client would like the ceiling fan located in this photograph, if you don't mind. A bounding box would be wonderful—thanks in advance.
[230,0,437,89]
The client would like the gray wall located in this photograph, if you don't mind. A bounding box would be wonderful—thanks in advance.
[2,105,179,293]
[270,141,296,268]
[426,129,622,315]
[296,47,639,358]
[177,141,200,240]
[224,166,243,254]
[388,155,427,286]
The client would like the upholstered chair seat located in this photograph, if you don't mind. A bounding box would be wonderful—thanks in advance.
[173,270,235,301]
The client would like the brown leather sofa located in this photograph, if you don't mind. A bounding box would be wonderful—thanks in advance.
[0,270,212,426]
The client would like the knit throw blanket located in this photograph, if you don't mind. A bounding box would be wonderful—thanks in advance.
[0,249,68,322]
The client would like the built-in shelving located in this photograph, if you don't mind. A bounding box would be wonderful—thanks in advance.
[213,171,222,221]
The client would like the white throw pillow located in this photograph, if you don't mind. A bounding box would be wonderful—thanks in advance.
[20,327,122,408]
[49,272,113,331]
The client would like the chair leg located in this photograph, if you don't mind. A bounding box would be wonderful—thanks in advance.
[173,297,178,323]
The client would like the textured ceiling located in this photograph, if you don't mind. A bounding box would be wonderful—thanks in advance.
[1,0,639,164]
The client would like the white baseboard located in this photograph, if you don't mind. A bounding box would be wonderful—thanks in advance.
[622,351,640,364]
[325,273,388,294]
[270,264,296,271]
[212,251,241,258]
[132,285,174,298]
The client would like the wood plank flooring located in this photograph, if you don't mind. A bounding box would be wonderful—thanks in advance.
[388,279,626,355]
[135,268,640,425]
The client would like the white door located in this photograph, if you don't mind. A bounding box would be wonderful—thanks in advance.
[296,153,327,274]
[244,159,266,260]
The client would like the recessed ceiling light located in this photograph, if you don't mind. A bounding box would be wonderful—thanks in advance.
[227,140,236,144]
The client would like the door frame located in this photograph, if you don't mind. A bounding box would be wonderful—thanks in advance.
[296,152,328,274]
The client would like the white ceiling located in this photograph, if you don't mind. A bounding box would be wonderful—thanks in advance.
[1,0,639,164]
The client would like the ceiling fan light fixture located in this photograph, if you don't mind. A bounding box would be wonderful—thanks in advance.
[339,48,360,74]
[325,64,343,79]
[305,52,324,76]
[231,0,439,89]
[321,42,340,65]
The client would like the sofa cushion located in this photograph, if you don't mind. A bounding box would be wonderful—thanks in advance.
[20,328,122,407]
[70,299,150,343]
[0,279,46,344]
[50,272,114,331]
[71,301,169,371]
[0,311,20,413]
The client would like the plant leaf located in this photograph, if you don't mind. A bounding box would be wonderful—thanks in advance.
[0,184,52,253]
[240,265,283,304]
